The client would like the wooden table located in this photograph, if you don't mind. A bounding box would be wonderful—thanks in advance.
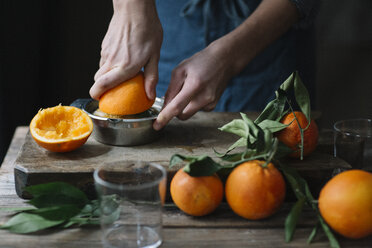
[1,126,372,247]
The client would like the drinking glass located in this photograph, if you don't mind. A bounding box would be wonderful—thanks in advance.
[94,161,166,248]
[334,119,372,170]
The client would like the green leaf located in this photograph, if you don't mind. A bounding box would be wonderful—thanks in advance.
[277,160,340,248]
[255,86,288,124]
[64,201,101,227]
[183,156,223,177]
[274,142,293,159]
[293,71,311,123]
[241,113,259,139]
[318,215,340,248]
[307,222,319,244]
[226,137,247,152]
[285,197,305,242]
[280,72,295,92]
[28,205,81,221]
[254,127,266,153]
[278,162,305,200]
[79,200,100,217]
[218,119,249,138]
[275,88,289,120]
[304,180,315,203]
[218,150,254,162]
[255,100,276,124]
[99,195,121,225]
[0,206,36,212]
[258,120,287,133]
[169,154,187,168]
[25,182,88,208]
[0,213,63,233]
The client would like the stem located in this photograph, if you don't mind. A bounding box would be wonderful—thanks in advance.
[263,138,279,167]
[286,100,304,160]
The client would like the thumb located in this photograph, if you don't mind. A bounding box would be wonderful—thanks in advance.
[144,55,159,101]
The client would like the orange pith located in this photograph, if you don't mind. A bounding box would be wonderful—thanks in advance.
[30,105,93,152]
[98,72,155,116]
[277,111,318,158]
[225,160,286,220]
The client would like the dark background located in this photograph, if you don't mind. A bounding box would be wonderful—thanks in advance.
[1,1,372,164]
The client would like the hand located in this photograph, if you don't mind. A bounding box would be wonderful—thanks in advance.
[89,0,163,100]
[152,0,299,131]
[153,41,235,130]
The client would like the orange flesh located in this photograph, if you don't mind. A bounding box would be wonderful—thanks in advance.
[32,106,92,140]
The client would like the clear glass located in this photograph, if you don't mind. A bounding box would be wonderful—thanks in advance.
[334,119,372,170]
[94,161,167,248]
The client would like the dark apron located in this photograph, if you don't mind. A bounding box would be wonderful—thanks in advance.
[155,0,299,111]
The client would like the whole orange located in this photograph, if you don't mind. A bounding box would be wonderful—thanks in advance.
[98,72,155,116]
[277,111,318,158]
[225,160,286,220]
[318,170,372,239]
[30,105,93,152]
[170,169,224,216]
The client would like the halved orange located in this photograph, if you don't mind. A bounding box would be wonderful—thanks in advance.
[30,105,93,152]
[98,72,155,116]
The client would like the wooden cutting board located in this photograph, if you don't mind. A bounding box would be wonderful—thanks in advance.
[14,112,350,200]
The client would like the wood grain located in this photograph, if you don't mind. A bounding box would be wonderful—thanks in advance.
[13,112,350,199]
[1,126,372,247]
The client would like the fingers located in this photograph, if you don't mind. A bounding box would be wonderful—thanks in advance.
[153,83,196,130]
[89,66,138,100]
[177,101,200,121]
[144,55,159,101]
[163,67,186,107]
[94,62,110,82]
[178,92,217,120]
[99,56,105,68]
[202,102,217,112]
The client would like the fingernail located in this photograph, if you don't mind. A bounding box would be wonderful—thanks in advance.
[153,114,164,131]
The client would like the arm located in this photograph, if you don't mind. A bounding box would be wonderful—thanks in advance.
[153,0,299,130]
[89,0,162,101]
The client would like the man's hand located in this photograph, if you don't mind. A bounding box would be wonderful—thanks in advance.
[153,41,234,130]
[90,0,163,101]
[153,0,298,130]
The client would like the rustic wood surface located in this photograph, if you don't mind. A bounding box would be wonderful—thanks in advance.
[14,112,349,199]
[1,121,372,247]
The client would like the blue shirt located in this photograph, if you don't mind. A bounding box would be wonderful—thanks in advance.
[155,0,316,111]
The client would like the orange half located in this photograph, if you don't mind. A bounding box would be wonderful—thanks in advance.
[30,105,93,152]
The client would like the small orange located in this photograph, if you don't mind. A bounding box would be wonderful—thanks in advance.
[318,170,372,239]
[30,105,93,152]
[277,111,318,158]
[159,177,166,205]
[98,72,155,115]
[170,169,223,216]
[225,160,286,220]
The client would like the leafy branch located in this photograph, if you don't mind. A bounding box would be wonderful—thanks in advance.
[0,182,100,234]
[170,72,340,248]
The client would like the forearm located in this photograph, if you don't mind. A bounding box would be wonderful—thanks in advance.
[210,0,299,76]
[112,0,157,15]
[90,0,162,100]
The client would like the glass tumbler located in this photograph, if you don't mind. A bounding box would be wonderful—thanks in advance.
[334,119,372,170]
[94,161,166,248]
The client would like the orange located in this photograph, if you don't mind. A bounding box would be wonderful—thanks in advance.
[98,72,155,115]
[225,160,286,220]
[170,169,224,216]
[30,105,93,152]
[318,170,372,239]
[277,111,318,158]
[159,177,166,205]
